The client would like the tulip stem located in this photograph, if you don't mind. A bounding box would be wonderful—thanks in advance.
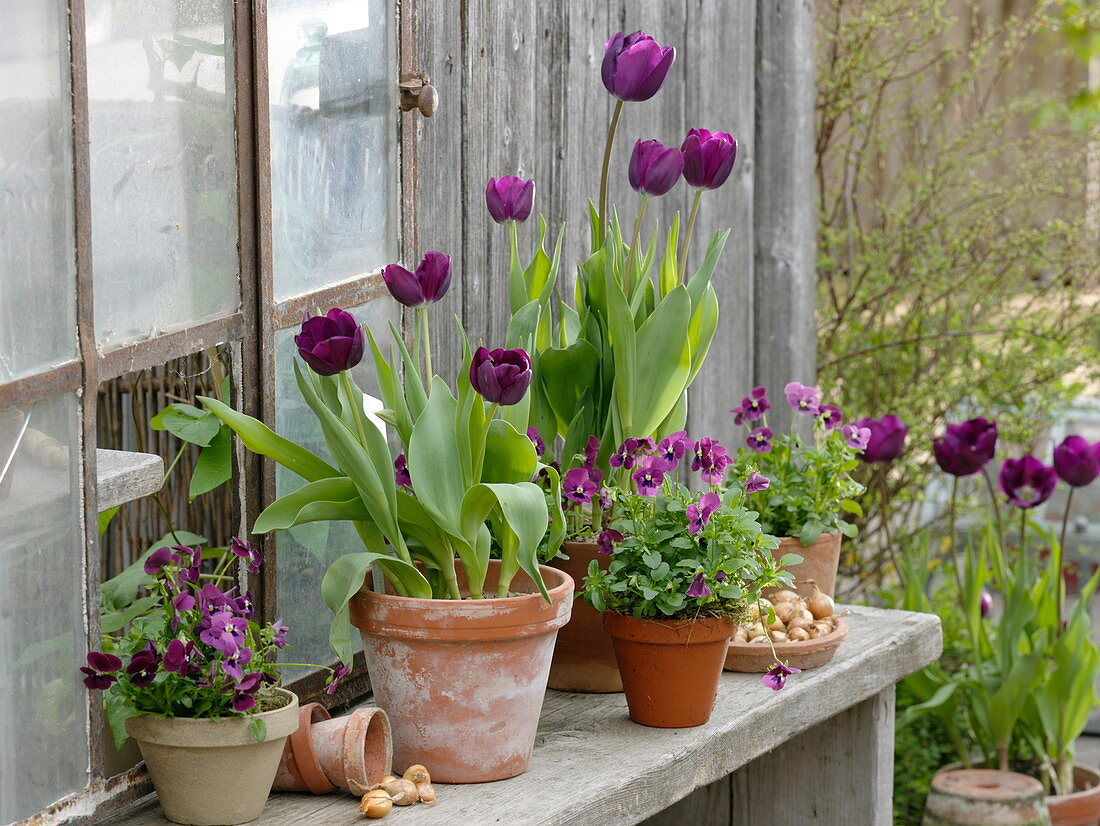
[1056,486,1074,632]
[879,472,899,575]
[418,306,433,381]
[678,188,704,281]
[622,196,648,298]
[597,100,625,247]
[980,465,1008,586]
[948,476,965,613]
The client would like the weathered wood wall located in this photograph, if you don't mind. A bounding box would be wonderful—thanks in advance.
[411,0,816,446]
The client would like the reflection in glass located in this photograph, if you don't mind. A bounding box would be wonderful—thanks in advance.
[269,0,396,300]
[0,2,77,383]
[85,0,239,350]
[0,395,88,821]
[273,298,398,670]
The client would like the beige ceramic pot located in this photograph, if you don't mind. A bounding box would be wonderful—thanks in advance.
[350,559,573,783]
[765,533,842,599]
[126,689,299,826]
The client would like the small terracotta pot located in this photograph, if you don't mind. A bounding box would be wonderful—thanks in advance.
[274,704,392,796]
[1047,764,1100,826]
[350,559,573,783]
[923,768,1051,826]
[126,689,299,826]
[603,613,733,728]
[766,533,842,599]
[547,541,623,693]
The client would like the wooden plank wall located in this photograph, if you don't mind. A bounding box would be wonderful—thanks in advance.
[411,0,815,448]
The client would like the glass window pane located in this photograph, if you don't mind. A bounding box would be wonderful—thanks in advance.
[268,0,397,300]
[86,0,239,350]
[273,298,398,670]
[0,394,88,821]
[0,2,77,383]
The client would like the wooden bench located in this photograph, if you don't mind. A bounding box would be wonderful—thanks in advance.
[102,605,941,826]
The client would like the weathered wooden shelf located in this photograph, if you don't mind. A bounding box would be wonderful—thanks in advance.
[97,449,163,512]
[103,605,941,826]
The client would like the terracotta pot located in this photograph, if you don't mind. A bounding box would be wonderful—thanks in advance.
[274,704,392,796]
[350,559,573,783]
[765,533,842,599]
[1047,764,1100,826]
[603,613,733,728]
[725,618,849,672]
[923,768,1051,825]
[547,541,622,693]
[126,689,299,826]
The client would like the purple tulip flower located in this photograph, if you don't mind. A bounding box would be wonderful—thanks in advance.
[999,455,1057,509]
[818,405,844,430]
[933,418,998,477]
[843,424,871,451]
[628,139,684,197]
[295,308,364,376]
[382,252,452,308]
[230,536,262,574]
[126,649,160,688]
[222,647,252,682]
[80,651,123,690]
[745,472,771,494]
[597,528,624,554]
[681,128,737,190]
[601,31,676,102]
[747,427,773,454]
[632,457,672,497]
[527,427,545,457]
[687,492,721,534]
[469,347,532,405]
[857,415,908,463]
[563,467,598,504]
[485,176,535,224]
[1052,435,1100,488]
[686,572,712,598]
[731,386,770,425]
[762,661,801,691]
[784,382,821,415]
[394,453,412,488]
[980,588,993,618]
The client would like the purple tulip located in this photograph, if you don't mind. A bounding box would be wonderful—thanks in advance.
[382,252,452,308]
[601,30,675,102]
[628,139,684,197]
[295,308,364,376]
[933,418,998,477]
[126,649,160,688]
[818,405,844,430]
[1052,435,1100,488]
[394,453,412,488]
[745,472,771,494]
[747,427,773,454]
[469,347,532,405]
[762,661,801,691]
[681,128,737,190]
[979,588,992,618]
[597,528,623,554]
[784,382,821,415]
[632,456,673,497]
[999,455,1057,510]
[485,176,535,224]
[687,492,721,534]
[686,572,712,598]
[857,415,908,463]
[80,652,123,690]
[563,467,598,504]
[843,424,871,451]
[731,386,770,425]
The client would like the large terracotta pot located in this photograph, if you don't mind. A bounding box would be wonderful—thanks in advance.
[274,703,392,796]
[350,559,573,783]
[767,532,842,599]
[1047,765,1100,826]
[603,613,733,728]
[126,689,299,826]
[547,541,622,693]
[923,768,1051,826]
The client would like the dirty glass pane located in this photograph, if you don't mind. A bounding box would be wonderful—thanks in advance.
[0,2,77,384]
[86,0,239,350]
[268,0,397,301]
[0,394,88,821]
[273,298,399,670]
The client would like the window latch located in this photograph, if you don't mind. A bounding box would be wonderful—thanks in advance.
[399,73,438,117]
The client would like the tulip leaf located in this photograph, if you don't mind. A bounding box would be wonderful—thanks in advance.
[100,596,159,634]
[685,229,730,309]
[199,395,339,483]
[253,477,369,533]
[687,283,719,382]
[604,259,637,435]
[538,341,600,432]
[461,482,550,602]
[482,419,538,484]
[630,286,692,437]
[658,214,681,299]
[407,378,466,537]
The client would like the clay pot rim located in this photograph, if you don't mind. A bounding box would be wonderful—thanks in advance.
[603,612,735,645]
[1048,762,1100,804]
[335,707,393,797]
[729,617,849,656]
[288,702,336,795]
[126,688,299,747]
[776,532,841,548]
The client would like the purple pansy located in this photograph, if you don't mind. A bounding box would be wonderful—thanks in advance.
[686,572,712,598]
[295,308,364,376]
[271,619,290,649]
[762,661,801,691]
[747,427,773,454]
[731,386,770,425]
[527,427,545,457]
[144,546,175,576]
[222,647,253,682]
[783,382,821,416]
[687,491,721,534]
[563,466,598,504]
[200,611,248,655]
[933,418,998,477]
[611,437,656,469]
[234,591,256,619]
[1052,435,1100,488]
[126,649,160,688]
[382,252,452,308]
[231,673,264,712]
[599,487,613,511]
[745,471,771,494]
[197,583,233,617]
[693,438,731,484]
[602,30,676,103]
[715,570,728,583]
[843,424,871,451]
[80,652,123,690]
[999,455,1057,510]
[657,430,694,467]
[818,405,844,430]
[326,663,352,696]
[597,528,624,554]
[230,536,262,574]
[632,457,672,497]
[163,639,195,676]
[173,545,202,583]
[394,453,412,488]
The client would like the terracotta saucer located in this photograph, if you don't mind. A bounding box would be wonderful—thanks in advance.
[723,618,848,672]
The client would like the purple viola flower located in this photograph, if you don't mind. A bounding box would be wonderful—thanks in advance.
[326,663,352,696]
[1052,435,1100,488]
[563,466,598,504]
[485,176,535,224]
[271,618,290,648]
[747,427,773,454]
[686,572,712,598]
[681,128,737,190]
[394,453,412,488]
[693,438,731,485]
[230,536,262,574]
[715,570,728,583]
[222,647,253,682]
[172,545,202,583]
[611,437,655,469]
[163,639,194,676]
[197,583,233,618]
[628,139,684,197]
[979,588,993,618]
[295,308,364,376]
[857,415,908,463]
[933,418,998,477]
[171,591,195,630]
[234,590,256,619]
[599,487,613,511]
[687,491,721,534]
[999,455,1057,510]
[596,528,624,554]
[200,611,248,655]
[382,251,452,308]
[745,471,771,494]
[731,386,770,425]
[143,546,175,576]
[602,30,676,102]
[632,457,672,497]
[843,424,871,451]
[762,661,801,691]
[784,382,821,416]
[231,672,264,712]
[818,405,844,430]
[80,652,122,690]
[583,435,601,467]
[526,427,545,457]
[657,430,694,467]
[126,649,160,688]
[469,347,532,406]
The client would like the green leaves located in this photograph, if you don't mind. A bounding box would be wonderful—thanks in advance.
[151,403,221,447]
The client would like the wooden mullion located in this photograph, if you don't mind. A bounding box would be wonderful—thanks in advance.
[0,360,82,410]
[97,313,245,383]
[272,271,389,331]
